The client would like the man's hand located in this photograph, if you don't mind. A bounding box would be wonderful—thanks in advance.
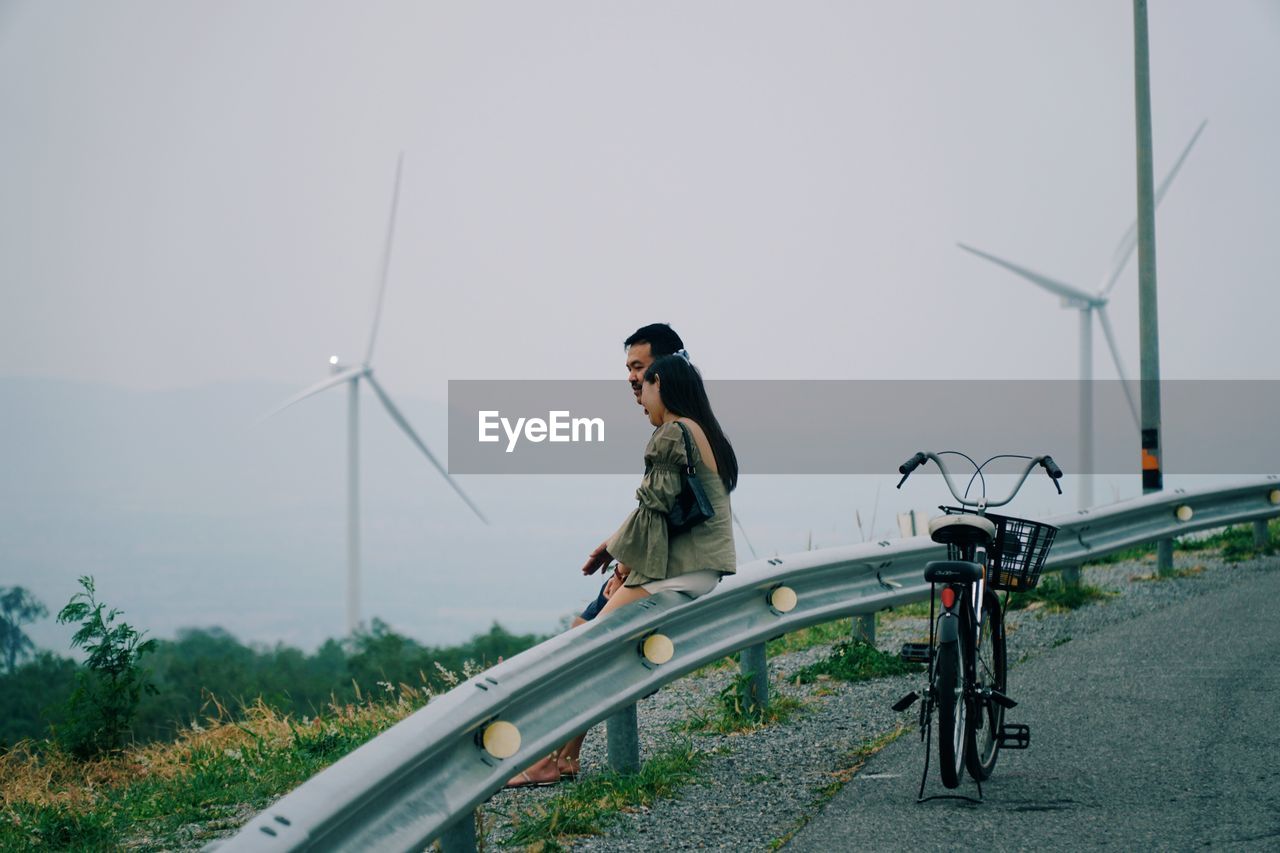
[581,541,613,576]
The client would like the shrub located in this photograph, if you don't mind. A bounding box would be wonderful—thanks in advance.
[55,577,158,759]
[792,640,921,685]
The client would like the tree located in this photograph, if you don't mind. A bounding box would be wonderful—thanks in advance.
[0,586,48,674]
[56,576,157,758]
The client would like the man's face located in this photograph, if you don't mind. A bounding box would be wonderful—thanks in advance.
[626,343,655,403]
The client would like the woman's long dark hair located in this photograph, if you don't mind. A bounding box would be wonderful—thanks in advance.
[644,354,738,492]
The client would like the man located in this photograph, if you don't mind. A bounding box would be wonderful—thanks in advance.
[572,323,685,627]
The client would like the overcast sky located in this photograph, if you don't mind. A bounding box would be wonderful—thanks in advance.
[2,2,1278,649]
[3,1,1278,397]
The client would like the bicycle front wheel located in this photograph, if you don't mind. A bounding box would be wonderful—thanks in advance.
[934,638,966,789]
[966,589,1007,780]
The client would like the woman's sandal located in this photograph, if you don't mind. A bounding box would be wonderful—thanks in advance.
[504,769,560,789]
[553,750,580,782]
[504,754,579,789]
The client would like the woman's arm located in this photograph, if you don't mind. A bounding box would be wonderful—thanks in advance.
[602,424,687,579]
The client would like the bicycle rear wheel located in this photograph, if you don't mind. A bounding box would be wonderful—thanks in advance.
[934,637,966,789]
[966,589,1007,780]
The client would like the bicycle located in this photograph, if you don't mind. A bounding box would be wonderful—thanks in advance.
[890,450,1063,802]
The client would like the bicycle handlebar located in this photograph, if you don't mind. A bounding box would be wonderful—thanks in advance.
[1041,455,1063,480]
[898,452,928,476]
[896,451,1064,507]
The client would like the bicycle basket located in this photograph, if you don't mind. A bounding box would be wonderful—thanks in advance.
[940,507,1058,592]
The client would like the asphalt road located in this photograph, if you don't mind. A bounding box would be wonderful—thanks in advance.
[787,567,1280,850]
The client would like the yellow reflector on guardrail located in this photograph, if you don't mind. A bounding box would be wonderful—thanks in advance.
[481,721,520,759]
[769,585,798,613]
[641,634,674,665]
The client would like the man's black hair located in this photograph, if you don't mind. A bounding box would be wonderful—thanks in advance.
[624,323,684,358]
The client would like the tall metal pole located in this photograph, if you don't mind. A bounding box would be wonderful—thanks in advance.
[1133,0,1172,573]
[348,377,362,635]
[1079,307,1094,513]
[1063,306,1096,590]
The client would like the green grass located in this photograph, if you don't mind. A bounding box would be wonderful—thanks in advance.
[1178,521,1278,562]
[1080,541,1158,566]
[0,693,426,851]
[675,674,806,735]
[1007,575,1112,612]
[691,618,864,677]
[791,640,922,685]
[494,739,710,849]
[1080,519,1280,569]
[879,599,932,620]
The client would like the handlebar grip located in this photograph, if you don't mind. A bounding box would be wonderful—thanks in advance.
[899,452,928,475]
[1041,456,1063,479]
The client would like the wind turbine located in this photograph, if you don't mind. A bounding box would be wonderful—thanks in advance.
[266,154,487,636]
[958,121,1205,510]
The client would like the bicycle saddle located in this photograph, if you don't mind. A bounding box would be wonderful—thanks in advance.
[928,513,996,547]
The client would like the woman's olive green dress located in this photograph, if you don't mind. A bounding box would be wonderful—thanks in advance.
[606,420,736,588]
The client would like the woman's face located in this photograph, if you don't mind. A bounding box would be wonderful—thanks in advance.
[640,376,665,426]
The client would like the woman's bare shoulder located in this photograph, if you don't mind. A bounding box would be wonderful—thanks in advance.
[674,418,718,474]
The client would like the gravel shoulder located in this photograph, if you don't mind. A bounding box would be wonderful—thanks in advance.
[485,549,1278,851]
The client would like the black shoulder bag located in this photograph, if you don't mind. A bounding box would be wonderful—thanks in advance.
[667,422,715,535]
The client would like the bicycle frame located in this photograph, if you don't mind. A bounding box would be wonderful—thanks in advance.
[896,448,1061,802]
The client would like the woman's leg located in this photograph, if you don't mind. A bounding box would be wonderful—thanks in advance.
[597,583,651,616]
[506,582,652,787]
[552,585,651,766]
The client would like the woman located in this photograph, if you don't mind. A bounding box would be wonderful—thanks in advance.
[506,352,738,788]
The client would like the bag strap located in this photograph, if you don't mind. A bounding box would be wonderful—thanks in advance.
[673,421,698,475]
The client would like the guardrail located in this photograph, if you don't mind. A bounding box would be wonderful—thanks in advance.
[212,475,1280,852]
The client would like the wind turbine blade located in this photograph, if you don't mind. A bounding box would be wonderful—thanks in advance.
[364,373,489,524]
[1096,305,1140,427]
[957,243,1097,305]
[1100,120,1207,296]
[260,365,367,421]
[732,511,758,559]
[1154,120,1206,210]
[365,152,405,366]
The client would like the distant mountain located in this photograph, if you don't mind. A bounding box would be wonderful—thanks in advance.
[0,376,940,658]
[0,376,635,653]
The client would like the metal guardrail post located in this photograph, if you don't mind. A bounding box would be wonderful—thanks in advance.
[1254,519,1270,550]
[740,643,769,712]
[1061,564,1081,589]
[1157,539,1174,575]
[438,812,476,853]
[606,703,640,772]
[852,613,875,645]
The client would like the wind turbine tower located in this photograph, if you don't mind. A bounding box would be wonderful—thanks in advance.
[267,155,487,636]
[958,121,1205,510]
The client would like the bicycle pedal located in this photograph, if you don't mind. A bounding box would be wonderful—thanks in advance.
[987,688,1018,709]
[891,691,919,712]
[899,642,932,664]
[997,724,1030,749]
